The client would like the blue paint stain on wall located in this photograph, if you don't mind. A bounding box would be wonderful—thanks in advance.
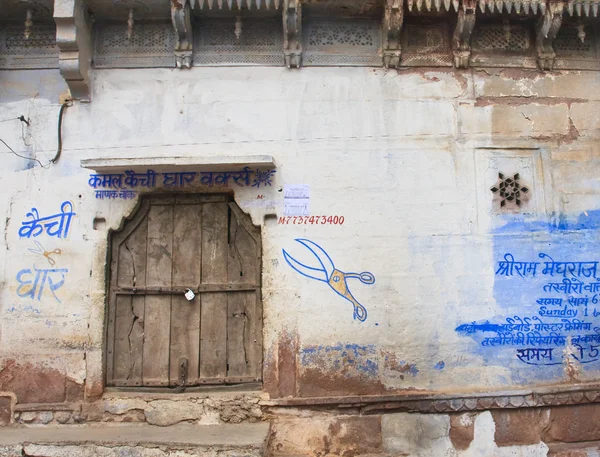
[399,361,419,376]
[301,344,379,377]
[493,210,600,234]
[456,210,600,383]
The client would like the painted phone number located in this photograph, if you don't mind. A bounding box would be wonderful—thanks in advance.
[278,216,345,225]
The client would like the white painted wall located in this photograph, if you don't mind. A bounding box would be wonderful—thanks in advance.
[1,66,600,399]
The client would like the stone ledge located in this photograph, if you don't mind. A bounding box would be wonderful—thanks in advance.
[263,382,600,414]
[102,388,263,401]
[548,441,600,457]
[14,403,77,413]
[0,422,270,449]
[80,155,276,173]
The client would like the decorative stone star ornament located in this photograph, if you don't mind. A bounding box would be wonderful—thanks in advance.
[490,172,529,208]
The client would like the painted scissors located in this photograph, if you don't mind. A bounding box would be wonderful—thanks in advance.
[28,240,61,266]
[282,238,375,322]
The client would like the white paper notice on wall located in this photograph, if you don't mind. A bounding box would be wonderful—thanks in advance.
[284,184,310,216]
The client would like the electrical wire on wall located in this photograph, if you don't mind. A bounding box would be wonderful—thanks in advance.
[0,101,70,168]
[51,102,68,164]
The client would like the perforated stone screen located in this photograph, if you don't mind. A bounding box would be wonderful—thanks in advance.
[303,19,381,66]
[554,24,600,70]
[94,22,175,68]
[472,24,532,52]
[401,23,452,67]
[555,25,597,57]
[194,18,283,66]
[0,24,58,69]
[470,23,536,68]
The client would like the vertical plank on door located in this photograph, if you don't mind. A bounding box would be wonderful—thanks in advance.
[169,203,202,386]
[113,295,146,385]
[199,202,228,380]
[112,215,148,386]
[116,217,148,290]
[113,295,133,383]
[227,207,260,379]
[143,202,174,386]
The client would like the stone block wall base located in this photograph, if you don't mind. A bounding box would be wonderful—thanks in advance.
[269,415,383,456]
[268,403,600,456]
[11,392,263,426]
[10,399,600,456]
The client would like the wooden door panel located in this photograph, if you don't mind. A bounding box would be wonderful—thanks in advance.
[227,204,262,379]
[146,203,174,287]
[113,295,145,385]
[227,291,255,378]
[169,204,202,386]
[199,202,229,380]
[116,214,148,289]
[108,195,262,388]
[108,204,149,386]
[113,294,134,383]
[143,203,174,386]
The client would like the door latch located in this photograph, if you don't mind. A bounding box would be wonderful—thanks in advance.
[174,357,188,393]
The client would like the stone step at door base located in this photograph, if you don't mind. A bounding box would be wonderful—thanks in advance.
[0,422,270,457]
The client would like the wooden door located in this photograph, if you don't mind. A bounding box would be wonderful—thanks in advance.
[106,194,262,388]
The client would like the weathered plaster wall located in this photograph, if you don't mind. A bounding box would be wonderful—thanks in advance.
[1,67,600,422]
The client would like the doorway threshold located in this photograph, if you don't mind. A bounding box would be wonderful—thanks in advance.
[105,382,262,395]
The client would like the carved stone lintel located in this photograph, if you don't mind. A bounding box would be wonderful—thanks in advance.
[382,0,403,69]
[536,1,564,71]
[172,0,193,69]
[452,3,476,69]
[283,0,302,68]
[54,0,92,101]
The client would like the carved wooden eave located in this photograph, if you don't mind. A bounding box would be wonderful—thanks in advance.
[453,0,582,71]
[3,0,599,82]
[172,0,194,68]
[283,0,302,68]
[476,0,546,14]
[382,0,404,68]
[566,0,600,15]
[407,0,458,11]
[53,0,92,101]
[172,0,281,68]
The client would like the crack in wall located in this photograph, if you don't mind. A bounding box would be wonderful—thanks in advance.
[125,243,137,288]
[124,242,139,379]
